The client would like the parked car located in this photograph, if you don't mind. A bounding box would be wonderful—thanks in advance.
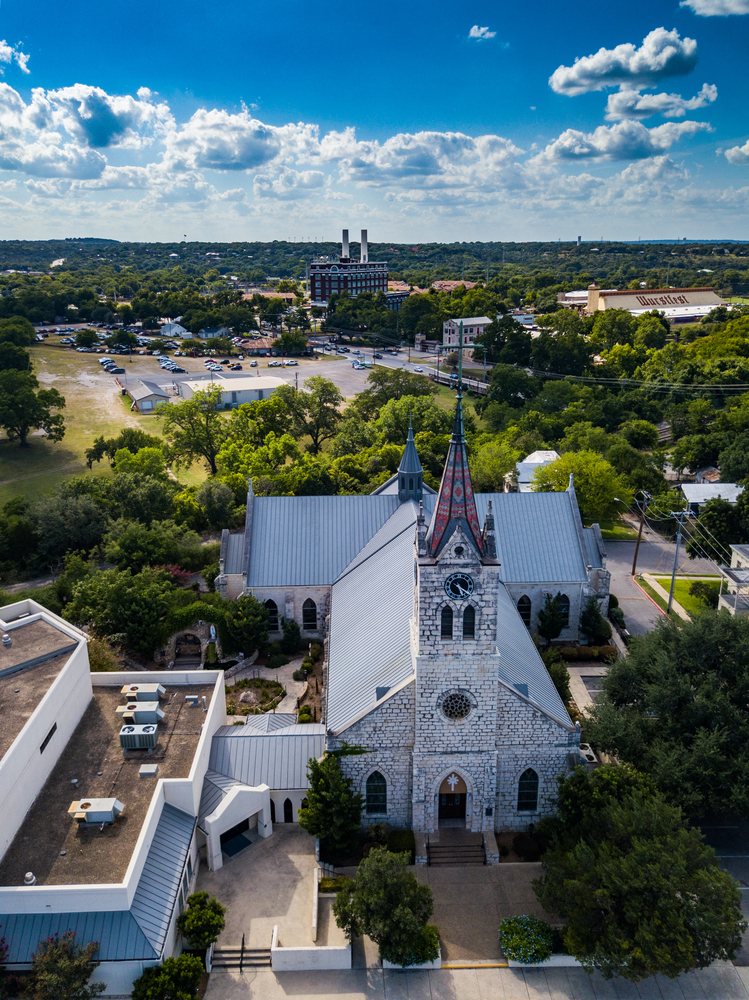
[283,359,298,366]
[171,366,186,373]
[268,360,282,367]
[249,360,257,367]
[229,364,242,371]
[373,353,383,358]
[413,366,424,373]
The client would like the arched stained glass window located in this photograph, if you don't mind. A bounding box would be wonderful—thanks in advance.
[366,772,387,814]
[558,594,570,628]
[463,605,476,639]
[265,600,278,630]
[441,605,453,639]
[517,596,532,628]
[302,598,317,631]
[517,768,539,811]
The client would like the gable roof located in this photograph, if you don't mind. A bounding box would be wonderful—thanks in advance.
[209,724,325,789]
[128,379,170,402]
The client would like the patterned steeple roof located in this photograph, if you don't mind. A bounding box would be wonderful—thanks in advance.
[425,324,483,557]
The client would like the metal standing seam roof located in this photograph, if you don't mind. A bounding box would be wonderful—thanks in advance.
[246,495,400,587]
[0,909,157,965]
[208,726,326,789]
[130,803,195,957]
[128,379,170,402]
[224,531,246,576]
[198,769,247,828]
[681,483,744,505]
[327,507,419,733]
[242,713,299,733]
[0,803,194,965]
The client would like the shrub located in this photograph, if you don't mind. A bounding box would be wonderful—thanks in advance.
[267,653,288,670]
[498,915,553,964]
[176,891,226,950]
[559,646,578,660]
[598,644,618,661]
[608,593,619,609]
[387,829,416,863]
[499,844,510,857]
[580,595,613,645]
[301,657,313,672]
[292,668,306,681]
[280,616,301,654]
[320,875,352,894]
[310,642,323,662]
[132,954,204,1000]
[609,606,626,628]
[298,705,311,718]
[511,827,552,862]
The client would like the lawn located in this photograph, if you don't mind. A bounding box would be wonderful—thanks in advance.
[653,576,720,616]
[597,519,638,541]
[0,344,210,504]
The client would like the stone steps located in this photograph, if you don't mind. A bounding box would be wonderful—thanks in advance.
[427,844,485,866]
[212,946,271,969]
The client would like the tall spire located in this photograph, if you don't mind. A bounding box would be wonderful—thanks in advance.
[426,321,483,556]
[398,415,423,502]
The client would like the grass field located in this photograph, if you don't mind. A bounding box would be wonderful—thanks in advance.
[0,344,209,504]
[653,576,720,616]
[597,519,638,540]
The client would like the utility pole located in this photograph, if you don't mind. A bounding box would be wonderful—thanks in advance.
[667,509,688,614]
[631,491,651,576]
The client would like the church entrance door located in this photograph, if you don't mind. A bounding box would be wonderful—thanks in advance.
[438,773,467,827]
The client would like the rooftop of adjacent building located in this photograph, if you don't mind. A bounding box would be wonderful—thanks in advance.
[0,683,213,888]
[0,619,80,762]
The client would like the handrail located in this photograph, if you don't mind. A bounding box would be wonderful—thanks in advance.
[240,931,245,973]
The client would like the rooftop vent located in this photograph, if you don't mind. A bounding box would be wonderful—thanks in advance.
[119,724,159,751]
[2,634,11,647]
[23,872,36,885]
[115,701,164,724]
[68,798,125,825]
[120,683,166,701]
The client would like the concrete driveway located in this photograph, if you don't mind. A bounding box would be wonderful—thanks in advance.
[196,824,317,949]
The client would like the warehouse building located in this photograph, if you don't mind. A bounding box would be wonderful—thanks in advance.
[558,285,726,323]
[177,375,285,406]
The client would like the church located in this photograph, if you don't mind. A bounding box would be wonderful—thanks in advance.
[217,386,610,834]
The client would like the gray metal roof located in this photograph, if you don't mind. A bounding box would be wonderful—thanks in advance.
[224,531,246,575]
[494,584,572,727]
[209,725,326,789]
[128,379,170,403]
[130,803,195,957]
[327,505,418,733]
[0,910,157,965]
[198,769,246,827]
[243,713,299,733]
[681,483,744,505]
[398,423,423,475]
[583,526,604,570]
[371,473,436,496]
[247,496,400,587]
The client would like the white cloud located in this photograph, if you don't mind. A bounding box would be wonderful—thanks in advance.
[253,168,324,199]
[680,0,749,14]
[725,139,749,164]
[46,84,173,148]
[549,28,698,96]
[468,25,496,40]
[605,83,718,120]
[539,119,711,161]
[0,39,30,74]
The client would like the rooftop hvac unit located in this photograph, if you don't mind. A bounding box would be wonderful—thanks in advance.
[120,682,166,701]
[115,701,164,724]
[119,724,159,750]
[68,797,125,825]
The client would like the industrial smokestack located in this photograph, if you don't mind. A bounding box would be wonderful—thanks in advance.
[360,229,368,263]
[577,235,581,246]
[341,229,349,259]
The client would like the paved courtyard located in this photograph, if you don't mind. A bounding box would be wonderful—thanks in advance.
[205,963,749,999]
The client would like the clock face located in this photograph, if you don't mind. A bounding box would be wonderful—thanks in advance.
[445,573,474,600]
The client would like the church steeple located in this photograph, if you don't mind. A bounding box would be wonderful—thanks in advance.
[425,323,483,557]
[398,416,423,503]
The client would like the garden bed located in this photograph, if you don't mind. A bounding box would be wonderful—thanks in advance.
[225,677,285,715]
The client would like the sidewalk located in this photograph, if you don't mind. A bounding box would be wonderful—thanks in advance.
[205,962,749,999]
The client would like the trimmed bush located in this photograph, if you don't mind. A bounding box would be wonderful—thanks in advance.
[559,647,578,660]
[267,653,288,670]
[320,875,352,894]
[387,829,416,863]
[498,915,553,964]
[310,642,323,662]
[608,593,619,609]
[292,668,306,681]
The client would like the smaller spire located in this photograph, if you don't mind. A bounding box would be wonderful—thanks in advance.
[399,416,423,476]
[398,416,424,503]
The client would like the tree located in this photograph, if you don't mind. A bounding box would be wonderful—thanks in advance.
[534,767,746,981]
[24,930,105,1000]
[375,395,451,443]
[531,329,592,377]
[485,364,538,408]
[358,367,438,416]
[0,342,31,372]
[686,493,749,562]
[0,370,65,446]
[541,647,572,705]
[591,308,637,351]
[105,330,137,351]
[296,376,344,454]
[223,595,269,655]
[469,440,520,492]
[333,847,439,967]
[102,519,200,572]
[537,592,566,646]
[113,447,167,479]
[195,480,235,529]
[158,384,228,475]
[531,450,632,524]
[584,611,749,817]
[579,595,612,645]
[279,615,301,653]
[75,328,98,348]
[689,580,719,609]
[0,317,36,346]
[718,431,749,483]
[620,419,659,450]
[109,474,175,525]
[131,955,203,1000]
[277,329,308,353]
[473,315,531,365]
[30,489,109,563]
[176,892,226,950]
[298,754,363,854]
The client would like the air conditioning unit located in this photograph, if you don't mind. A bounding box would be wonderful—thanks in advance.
[115,701,164,724]
[119,724,159,750]
[68,797,125,825]
[120,682,166,701]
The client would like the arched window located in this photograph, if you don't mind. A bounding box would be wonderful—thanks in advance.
[558,594,570,628]
[463,605,476,639]
[441,605,453,639]
[302,598,317,631]
[517,768,539,811]
[366,772,387,814]
[400,476,405,490]
[284,798,293,823]
[265,599,278,630]
[517,595,532,628]
[409,477,414,491]
[270,799,276,823]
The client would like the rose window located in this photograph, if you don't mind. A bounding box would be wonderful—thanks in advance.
[441,691,472,720]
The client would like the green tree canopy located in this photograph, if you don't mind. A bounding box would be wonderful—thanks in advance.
[75,328,99,348]
[294,376,344,454]
[113,446,167,479]
[0,341,31,372]
[537,592,566,646]
[333,847,439,967]
[485,364,538,408]
[473,315,532,365]
[298,753,363,854]
[25,929,105,1000]
[131,954,204,1000]
[535,766,746,981]
[531,450,632,523]
[585,611,749,817]
[223,594,269,656]
[0,369,65,446]
[158,383,228,475]
[175,891,226,950]
[195,479,235,528]
[0,316,36,346]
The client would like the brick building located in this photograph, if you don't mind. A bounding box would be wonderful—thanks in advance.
[309,229,388,307]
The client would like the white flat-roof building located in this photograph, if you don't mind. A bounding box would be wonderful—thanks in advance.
[178,375,286,406]
[510,450,561,493]
[680,482,744,514]
[443,316,492,347]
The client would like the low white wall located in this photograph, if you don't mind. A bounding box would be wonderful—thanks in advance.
[270,925,351,971]
[89,959,159,996]
[269,789,307,824]
[508,955,582,968]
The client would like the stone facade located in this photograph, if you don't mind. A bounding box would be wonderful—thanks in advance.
[248,586,330,642]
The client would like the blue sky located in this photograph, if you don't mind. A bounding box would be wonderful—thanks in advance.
[0,0,748,241]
